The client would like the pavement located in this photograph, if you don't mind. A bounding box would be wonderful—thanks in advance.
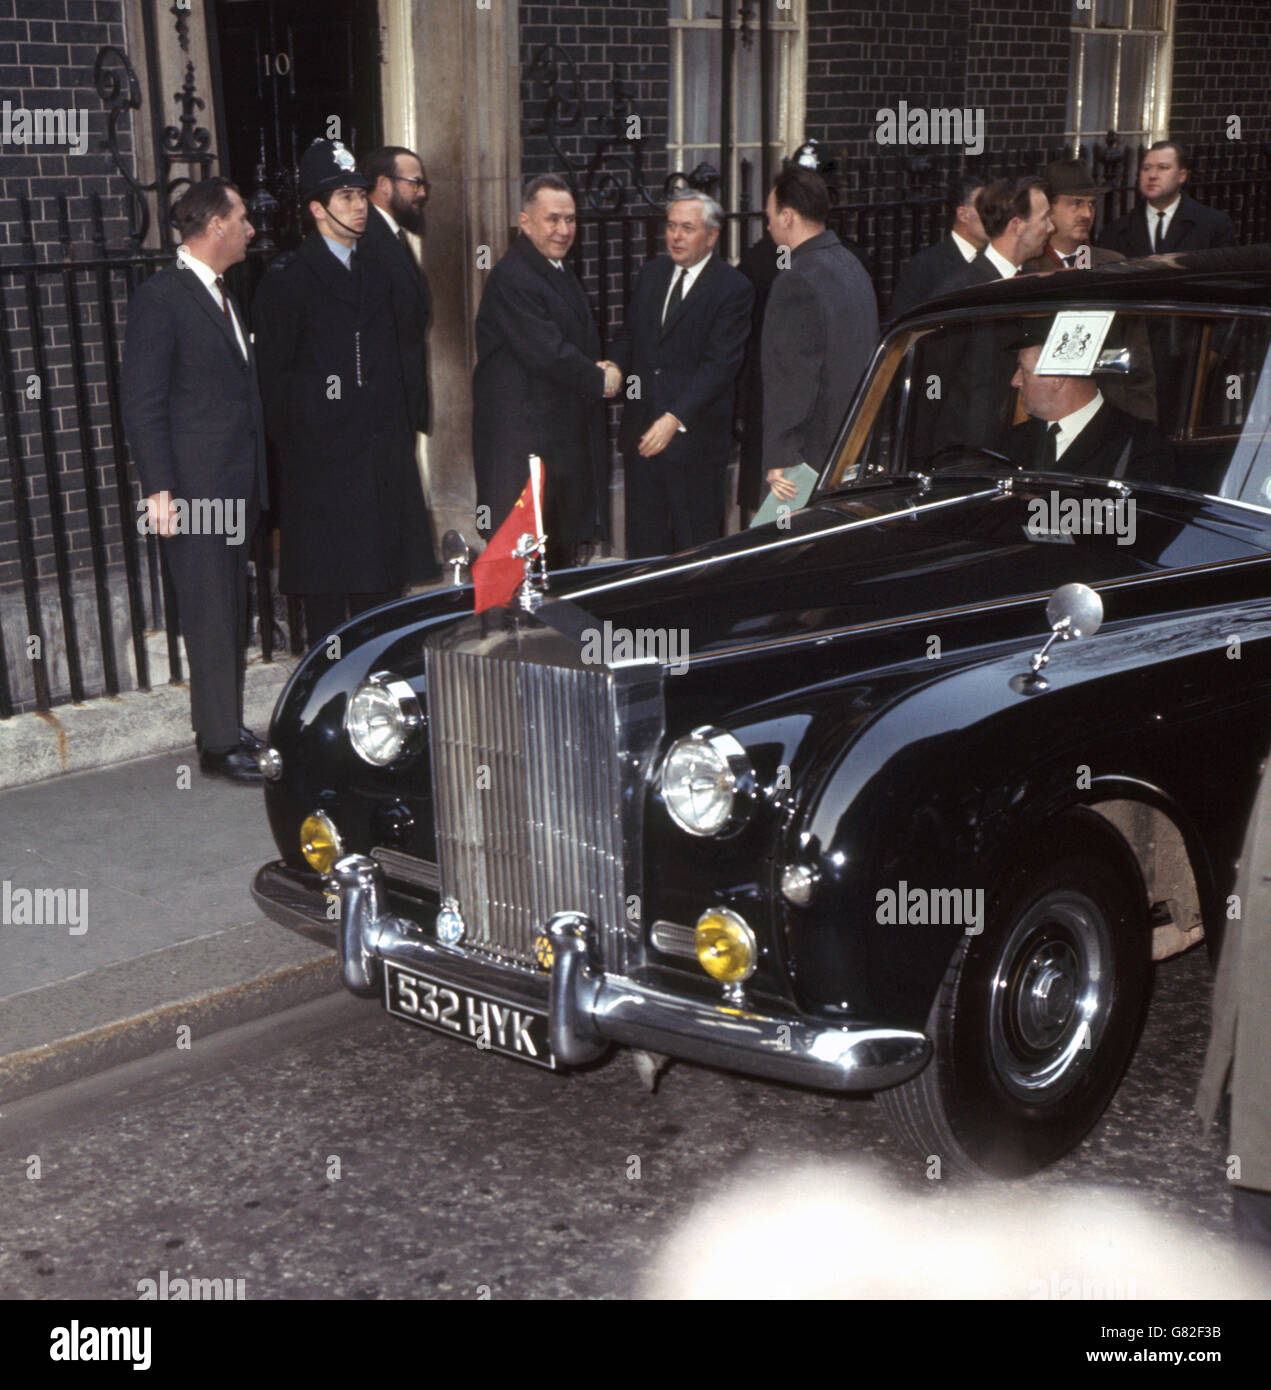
[0,676,342,1105]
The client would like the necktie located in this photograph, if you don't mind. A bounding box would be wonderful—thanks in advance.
[214,276,235,331]
[1154,210,1166,253]
[662,267,685,327]
[1062,253,1079,268]
[1041,421,1061,469]
[214,277,244,358]
[397,227,416,265]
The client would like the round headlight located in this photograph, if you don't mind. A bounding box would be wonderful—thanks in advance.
[300,811,343,874]
[659,726,755,837]
[695,908,757,983]
[345,672,422,767]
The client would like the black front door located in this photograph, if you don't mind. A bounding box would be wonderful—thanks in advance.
[212,0,383,249]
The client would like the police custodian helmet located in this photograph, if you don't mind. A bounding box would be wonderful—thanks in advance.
[298,137,368,202]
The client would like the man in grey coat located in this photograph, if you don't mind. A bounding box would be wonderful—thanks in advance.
[1197,748,1271,1251]
[761,166,878,503]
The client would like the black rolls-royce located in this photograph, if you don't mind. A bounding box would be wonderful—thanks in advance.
[252,248,1271,1177]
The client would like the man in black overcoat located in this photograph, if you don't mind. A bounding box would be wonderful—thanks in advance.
[886,177,987,324]
[121,177,268,784]
[1099,141,1238,428]
[253,138,437,644]
[359,145,433,435]
[472,174,613,570]
[1099,141,1238,258]
[609,191,754,557]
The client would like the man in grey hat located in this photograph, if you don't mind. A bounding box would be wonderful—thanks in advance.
[1023,160,1124,273]
[254,137,438,645]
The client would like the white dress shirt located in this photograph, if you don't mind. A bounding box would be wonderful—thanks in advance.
[1050,389,1105,460]
[661,253,712,322]
[951,230,979,263]
[985,244,1020,279]
[176,245,247,359]
[1146,196,1182,251]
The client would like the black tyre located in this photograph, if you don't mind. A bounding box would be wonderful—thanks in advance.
[876,820,1150,1178]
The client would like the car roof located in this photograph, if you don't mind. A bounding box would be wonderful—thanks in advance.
[902,244,1271,321]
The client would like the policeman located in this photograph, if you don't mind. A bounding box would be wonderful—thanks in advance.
[253,138,437,645]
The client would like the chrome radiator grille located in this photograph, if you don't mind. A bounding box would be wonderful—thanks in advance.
[425,639,628,972]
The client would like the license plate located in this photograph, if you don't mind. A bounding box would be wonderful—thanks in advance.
[383,962,555,1069]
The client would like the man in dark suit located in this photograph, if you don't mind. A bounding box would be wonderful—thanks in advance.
[1099,141,1238,258]
[609,192,754,557]
[886,177,987,323]
[761,165,877,504]
[254,138,438,645]
[935,177,1054,296]
[913,179,1054,460]
[1005,338,1171,484]
[473,174,613,570]
[1023,160,1157,424]
[121,177,268,784]
[1100,141,1238,429]
[359,145,433,435]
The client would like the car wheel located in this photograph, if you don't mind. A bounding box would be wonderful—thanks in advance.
[876,822,1150,1178]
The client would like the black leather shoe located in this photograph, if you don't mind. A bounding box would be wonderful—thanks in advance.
[199,746,264,784]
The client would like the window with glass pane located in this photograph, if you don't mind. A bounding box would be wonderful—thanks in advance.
[1066,0,1172,155]
[668,0,806,227]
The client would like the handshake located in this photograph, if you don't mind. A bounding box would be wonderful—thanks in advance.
[597,360,622,399]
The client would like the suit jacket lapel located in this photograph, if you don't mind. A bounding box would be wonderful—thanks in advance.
[175,265,247,368]
[1164,198,1195,252]
[660,254,716,341]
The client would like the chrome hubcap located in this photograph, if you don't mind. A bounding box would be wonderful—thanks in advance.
[989,891,1109,1102]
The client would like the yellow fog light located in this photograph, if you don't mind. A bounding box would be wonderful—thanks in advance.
[300,812,343,874]
[694,908,757,983]
[533,933,555,972]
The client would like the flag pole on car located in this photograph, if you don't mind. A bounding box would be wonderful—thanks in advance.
[472,454,548,614]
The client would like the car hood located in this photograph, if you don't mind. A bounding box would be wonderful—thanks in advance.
[547,476,1265,663]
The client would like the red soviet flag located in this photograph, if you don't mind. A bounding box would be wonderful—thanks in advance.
[472,457,544,614]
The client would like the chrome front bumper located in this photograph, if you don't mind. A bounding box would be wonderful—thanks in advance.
[253,854,933,1093]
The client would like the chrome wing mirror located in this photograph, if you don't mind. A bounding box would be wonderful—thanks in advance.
[441,530,472,587]
[1010,582,1103,695]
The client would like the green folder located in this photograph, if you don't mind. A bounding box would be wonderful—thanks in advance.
[749,462,821,527]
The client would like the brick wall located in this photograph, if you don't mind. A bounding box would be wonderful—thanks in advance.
[1170,1,1271,152]
[519,1,670,343]
[0,0,138,602]
[805,0,1068,200]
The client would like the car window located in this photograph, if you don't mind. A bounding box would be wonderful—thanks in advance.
[826,307,1271,508]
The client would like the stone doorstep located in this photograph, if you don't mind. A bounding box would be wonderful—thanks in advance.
[0,644,298,790]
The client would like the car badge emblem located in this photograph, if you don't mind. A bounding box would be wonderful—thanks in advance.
[436,897,466,945]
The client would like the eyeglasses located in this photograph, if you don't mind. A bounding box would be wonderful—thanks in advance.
[392,175,428,192]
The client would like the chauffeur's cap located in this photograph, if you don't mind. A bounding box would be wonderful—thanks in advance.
[299,138,368,201]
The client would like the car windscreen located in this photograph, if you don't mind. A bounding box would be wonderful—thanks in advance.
[825,307,1271,508]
